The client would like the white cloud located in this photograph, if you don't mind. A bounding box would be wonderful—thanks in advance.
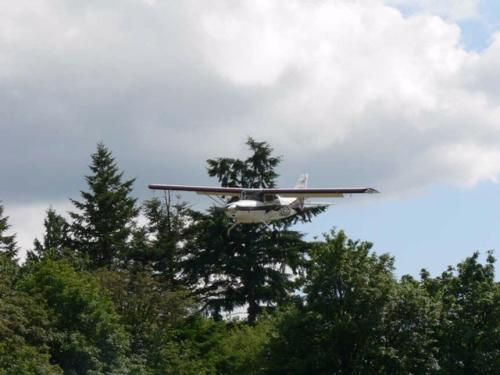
[194,0,500,189]
[1,0,500,245]
[385,0,480,20]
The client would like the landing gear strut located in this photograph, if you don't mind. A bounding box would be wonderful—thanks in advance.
[227,222,238,236]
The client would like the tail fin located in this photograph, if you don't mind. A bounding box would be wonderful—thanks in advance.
[294,174,308,188]
[294,174,308,210]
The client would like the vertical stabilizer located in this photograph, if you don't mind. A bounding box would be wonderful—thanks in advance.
[294,174,308,188]
[294,174,308,210]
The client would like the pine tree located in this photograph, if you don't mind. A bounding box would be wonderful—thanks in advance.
[70,143,139,269]
[29,208,70,261]
[141,194,191,283]
[184,137,321,322]
[0,203,18,261]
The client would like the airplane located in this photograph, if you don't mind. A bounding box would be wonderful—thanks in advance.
[148,175,378,228]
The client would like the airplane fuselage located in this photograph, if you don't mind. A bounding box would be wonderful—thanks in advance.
[225,197,297,223]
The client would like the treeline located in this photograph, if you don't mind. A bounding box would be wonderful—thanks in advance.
[0,139,499,374]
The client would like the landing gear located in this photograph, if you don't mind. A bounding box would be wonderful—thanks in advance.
[260,220,272,230]
[227,222,238,236]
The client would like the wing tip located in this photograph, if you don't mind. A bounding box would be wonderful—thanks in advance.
[148,184,165,190]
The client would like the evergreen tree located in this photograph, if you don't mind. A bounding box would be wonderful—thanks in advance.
[140,194,191,283]
[206,137,280,189]
[70,143,139,269]
[0,203,18,261]
[29,208,71,261]
[184,138,320,322]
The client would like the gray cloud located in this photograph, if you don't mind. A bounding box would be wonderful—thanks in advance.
[1,0,500,212]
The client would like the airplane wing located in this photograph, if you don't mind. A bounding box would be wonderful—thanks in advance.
[261,187,379,198]
[149,184,379,198]
[148,184,243,197]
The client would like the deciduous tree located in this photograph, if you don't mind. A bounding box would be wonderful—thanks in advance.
[268,230,396,373]
[18,260,131,374]
[433,252,500,374]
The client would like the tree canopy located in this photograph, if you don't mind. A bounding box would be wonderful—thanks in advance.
[1,139,499,374]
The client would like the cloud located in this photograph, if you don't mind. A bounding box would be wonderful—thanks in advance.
[2,0,500,252]
[385,0,480,20]
[195,0,500,190]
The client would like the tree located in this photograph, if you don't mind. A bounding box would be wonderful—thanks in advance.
[18,260,131,374]
[151,315,227,375]
[0,203,18,261]
[219,316,276,374]
[70,143,139,269]
[267,230,396,373]
[183,138,316,322]
[378,275,441,373]
[206,137,280,189]
[95,268,193,369]
[28,208,71,262]
[139,194,192,283]
[0,273,63,374]
[432,252,500,374]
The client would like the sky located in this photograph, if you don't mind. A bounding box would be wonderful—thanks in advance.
[2,0,500,278]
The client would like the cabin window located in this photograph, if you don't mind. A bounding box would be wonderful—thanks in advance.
[264,194,277,202]
[240,190,263,201]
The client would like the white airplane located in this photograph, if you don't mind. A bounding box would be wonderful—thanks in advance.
[149,175,378,226]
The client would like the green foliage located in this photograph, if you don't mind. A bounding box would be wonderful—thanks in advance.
[152,315,226,375]
[220,317,276,375]
[207,137,280,189]
[378,275,441,373]
[0,269,62,374]
[70,143,139,269]
[95,269,193,370]
[0,203,17,261]
[136,195,192,282]
[18,260,130,374]
[185,211,308,322]
[28,208,72,262]
[267,230,397,373]
[432,251,500,374]
[2,140,500,374]
[267,231,500,374]
[184,138,314,322]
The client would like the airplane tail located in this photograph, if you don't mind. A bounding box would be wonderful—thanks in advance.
[294,174,308,188]
[294,174,308,209]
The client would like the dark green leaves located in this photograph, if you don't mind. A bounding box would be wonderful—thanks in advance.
[1,140,499,374]
[0,203,18,261]
[70,143,139,270]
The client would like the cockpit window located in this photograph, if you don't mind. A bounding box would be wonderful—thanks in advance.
[241,190,263,201]
[264,194,278,202]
